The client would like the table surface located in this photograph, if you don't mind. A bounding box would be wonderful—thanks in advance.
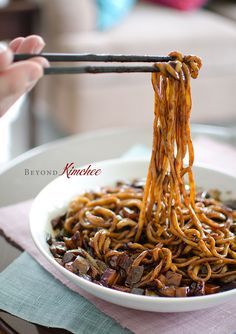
[1,125,236,334]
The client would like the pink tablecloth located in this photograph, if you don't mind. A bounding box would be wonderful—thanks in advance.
[1,137,236,334]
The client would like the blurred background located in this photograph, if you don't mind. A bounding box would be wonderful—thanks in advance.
[0,0,236,164]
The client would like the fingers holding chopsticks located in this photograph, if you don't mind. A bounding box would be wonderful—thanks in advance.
[0,35,49,117]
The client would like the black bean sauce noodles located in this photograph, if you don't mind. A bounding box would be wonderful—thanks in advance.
[48,52,236,297]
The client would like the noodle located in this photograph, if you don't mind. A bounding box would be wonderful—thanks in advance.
[48,52,236,297]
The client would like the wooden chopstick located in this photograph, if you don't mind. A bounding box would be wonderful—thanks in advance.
[13,53,173,63]
[14,53,174,75]
[44,65,161,75]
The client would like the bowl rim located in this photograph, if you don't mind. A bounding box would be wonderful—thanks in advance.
[30,157,236,305]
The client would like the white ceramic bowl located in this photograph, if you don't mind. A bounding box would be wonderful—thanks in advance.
[30,158,236,312]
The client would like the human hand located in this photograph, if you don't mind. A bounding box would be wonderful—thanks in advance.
[0,35,49,117]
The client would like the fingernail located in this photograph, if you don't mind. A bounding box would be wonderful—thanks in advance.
[33,39,45,53]
[30,57,50,69]
[40,57,50,68]
[0,42,7,54]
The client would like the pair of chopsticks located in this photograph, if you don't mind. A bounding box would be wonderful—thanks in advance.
[13,53,174,75]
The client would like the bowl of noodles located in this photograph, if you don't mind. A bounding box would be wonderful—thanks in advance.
[30,52,236,312]
[30,158,236,312]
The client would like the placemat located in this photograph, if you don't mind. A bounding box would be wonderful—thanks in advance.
[0,252,131,334]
